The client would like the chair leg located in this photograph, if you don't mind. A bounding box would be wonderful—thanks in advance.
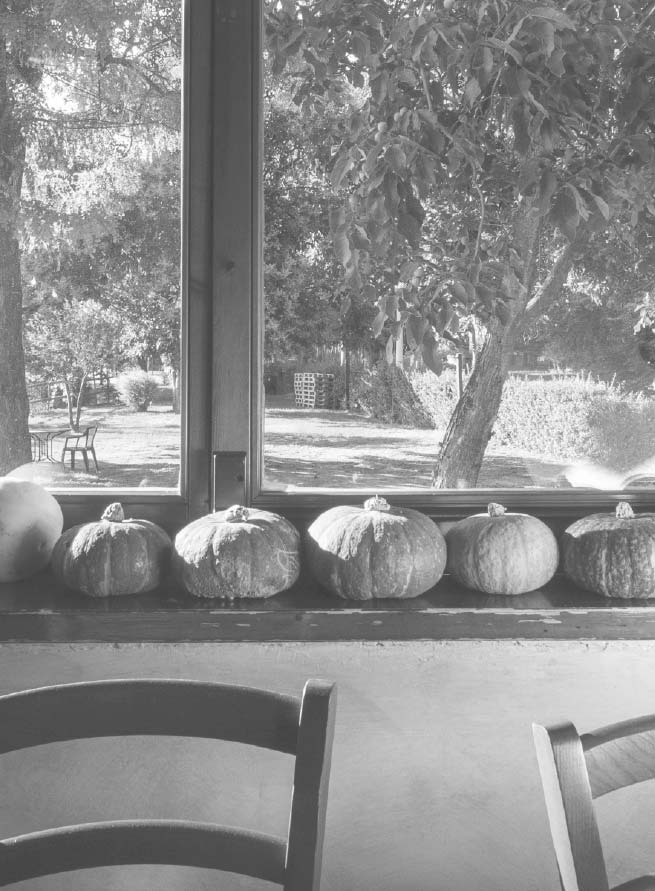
[91,448,99,472]
[82,450,89,472]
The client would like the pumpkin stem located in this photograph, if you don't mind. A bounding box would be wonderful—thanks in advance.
[487,502,506,518]
[364,495,391,512]
[225,504,249,523]
[101,503,125,522]
[616,501,635,520]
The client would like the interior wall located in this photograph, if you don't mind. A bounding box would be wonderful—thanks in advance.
[2,639,655,891]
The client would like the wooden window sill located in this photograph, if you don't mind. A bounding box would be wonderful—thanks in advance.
[1,570,654,642]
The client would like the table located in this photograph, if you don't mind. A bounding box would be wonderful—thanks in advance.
[29,429,69,462]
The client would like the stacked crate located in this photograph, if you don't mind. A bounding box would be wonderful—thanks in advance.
[293,373,335,409]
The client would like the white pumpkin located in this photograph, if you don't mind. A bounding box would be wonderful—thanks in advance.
[0,478,63,582]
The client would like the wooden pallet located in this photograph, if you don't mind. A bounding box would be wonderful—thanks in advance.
[293,373,335,409]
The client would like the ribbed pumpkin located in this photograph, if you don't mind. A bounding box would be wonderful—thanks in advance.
[562,501,655,599]
[50,503,172,597]
[0,478,63,582]
[173,505,301,599]
[445,503,559,595]
[305,495,447,600]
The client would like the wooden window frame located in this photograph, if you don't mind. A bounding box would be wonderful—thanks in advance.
[55,0,655,536]
[220,0,655,531]
[55,0,213,534]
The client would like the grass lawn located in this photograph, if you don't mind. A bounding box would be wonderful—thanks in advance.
[19,404,182,489]
[263,395,568,490]
[17,393,570,491]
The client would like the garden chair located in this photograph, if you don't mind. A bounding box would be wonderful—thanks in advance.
[533,714,655,890]
[61,424,98,472]
[0,677,337,889]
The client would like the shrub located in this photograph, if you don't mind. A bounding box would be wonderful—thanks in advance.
[353,362,435,428]
[492,374,655,471]
[115,369,160,412]
[407,368,460,433]
[405,368,655,472]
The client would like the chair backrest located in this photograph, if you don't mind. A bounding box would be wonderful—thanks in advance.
[83,424,97,446]
[533,715,655,891]
[0,677,336,889]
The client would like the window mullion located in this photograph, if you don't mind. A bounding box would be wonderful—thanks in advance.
[212,0,260,509]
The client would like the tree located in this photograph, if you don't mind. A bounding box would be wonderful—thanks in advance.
[0,0,180,473]
[25,298,123,431]
[264,58,368,363]
[532,222,655,389]
[267,0,655,486]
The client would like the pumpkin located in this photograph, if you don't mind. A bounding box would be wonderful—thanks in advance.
[445,502,559,595]
[173,505,301,599]
[0,478,63,582]
[305,495,447,600]
[50,502,172,597]
[562,501,655,599]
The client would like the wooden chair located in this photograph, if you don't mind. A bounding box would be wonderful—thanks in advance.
[0,677,336,889]
[61,424,99,471]
[533,715,655,891]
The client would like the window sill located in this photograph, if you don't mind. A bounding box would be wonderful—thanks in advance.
[1,569,654,643]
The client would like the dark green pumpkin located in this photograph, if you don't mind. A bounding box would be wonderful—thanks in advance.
[50,502,171,597]
[562,501,655,599]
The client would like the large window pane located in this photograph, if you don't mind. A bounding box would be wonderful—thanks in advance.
[262,0,655,493]
[1,0,181,491]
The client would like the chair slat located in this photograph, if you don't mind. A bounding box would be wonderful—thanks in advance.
[0,680,300,755]
[0,820,286,886]
[286,680,337,891]
[532,721,609,891]
[582,716,655,798]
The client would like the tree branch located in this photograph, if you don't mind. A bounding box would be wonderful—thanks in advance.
[523,234,586,322]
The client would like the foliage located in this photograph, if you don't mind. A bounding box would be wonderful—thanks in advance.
[0,0,180,471]
[491,374,655,473]
[407,368,460,432]
[266,0,655,485]
[522,222,655,389]
[115,369,160,412]
[349,361,434,428]
[24,298,123,431]
[264,59,373,361]
[268,0,655,334]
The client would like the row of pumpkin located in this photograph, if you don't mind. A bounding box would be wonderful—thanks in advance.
[0,479,653,600]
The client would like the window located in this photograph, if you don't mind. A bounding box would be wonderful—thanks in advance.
[1,0,209,531]
[4,0,655,537]
[254,0,655,523]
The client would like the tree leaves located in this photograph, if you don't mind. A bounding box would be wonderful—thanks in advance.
[551,190,580,241]
[421,332,444,376]
[265,0,655,383]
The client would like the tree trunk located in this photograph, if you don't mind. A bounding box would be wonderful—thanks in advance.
[431,315,520,487]
[64,381,76,431]
[171,369,180,413]
[432,212,582,488]
[0,40,31,474]
[74,374,87,431]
